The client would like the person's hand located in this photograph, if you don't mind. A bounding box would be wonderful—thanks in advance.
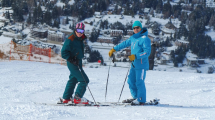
[67,56,79,66]
[109,48,116,57]
[128,54,135,61]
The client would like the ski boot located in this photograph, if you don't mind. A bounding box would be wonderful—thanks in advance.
[57,97,72,104]
[131,99,145,105]
[122,97,136,103]
[73,95,92,105]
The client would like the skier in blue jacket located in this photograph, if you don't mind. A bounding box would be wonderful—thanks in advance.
[109,21,151,105]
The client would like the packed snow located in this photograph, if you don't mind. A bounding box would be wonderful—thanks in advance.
[0,36,12,44]
[0,61,215,120]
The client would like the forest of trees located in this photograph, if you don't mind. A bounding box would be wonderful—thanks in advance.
[1,0,215,62]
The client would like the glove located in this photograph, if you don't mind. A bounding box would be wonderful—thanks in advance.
[67,56,79,66]
[109,48,116,57]
[128,54,135,61]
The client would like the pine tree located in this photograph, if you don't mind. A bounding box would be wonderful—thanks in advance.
[209,14,215,27]
[44,11,52,26]
[37,6,43,22]
[53,19,60,28]
[100,20,104,30]
[52,6,59,19]
[65,16,69,24]
[33,7,38,24]
[114,5,118,14]
[163,0,172,19]
[178,23,188,39]
[27,13,32,24]
[165,37,170,47]
[72,23,75,30]
[143,0,156,8]
[5,11,10,19]
[150,7,154,16]
[22,23,24,30]
[12,0,24,22]
[2,0,14,7]
[156,0,163,13]
[174,58,178,67]
[69,24,72,30]
[170,50,175,61]
[87,50,103,63]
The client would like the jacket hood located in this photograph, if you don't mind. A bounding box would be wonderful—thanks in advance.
[132,27,148,38]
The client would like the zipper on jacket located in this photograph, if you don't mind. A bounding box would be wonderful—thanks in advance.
[141,58,142,64]
[133,40,139,49]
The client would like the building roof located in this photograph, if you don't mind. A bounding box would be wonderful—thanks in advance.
[177,39,189,44]
[98,37,113,40]
[165,22,176,29]
[110,30,123,32]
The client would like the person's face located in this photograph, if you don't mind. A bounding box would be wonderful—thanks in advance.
[133,26,141,34]
[75,30,84,37]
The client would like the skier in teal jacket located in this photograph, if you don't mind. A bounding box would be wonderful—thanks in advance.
[109,21,151,105]
[60,22,91,105]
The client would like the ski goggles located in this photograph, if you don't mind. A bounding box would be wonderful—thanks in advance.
[76,29,85,34]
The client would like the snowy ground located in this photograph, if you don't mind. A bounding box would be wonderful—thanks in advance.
[0,61,215,120]
[0,36,12,44]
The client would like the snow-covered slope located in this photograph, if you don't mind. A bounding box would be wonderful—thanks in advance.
[0,61,215,120]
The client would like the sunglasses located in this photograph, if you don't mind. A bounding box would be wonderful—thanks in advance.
[76,29,84,34]
[133,27,140,30]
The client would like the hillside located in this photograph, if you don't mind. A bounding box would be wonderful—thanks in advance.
[0,61,215,120]
[0,0,215,74]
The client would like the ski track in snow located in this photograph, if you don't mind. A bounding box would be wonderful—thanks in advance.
[0,61,215,120]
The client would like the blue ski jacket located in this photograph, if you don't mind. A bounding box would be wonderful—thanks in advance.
[114,28,151,70]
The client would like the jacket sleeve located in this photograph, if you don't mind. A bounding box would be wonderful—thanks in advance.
[61,39,74,60]
[136,37,151,59]
[114,38,131,51]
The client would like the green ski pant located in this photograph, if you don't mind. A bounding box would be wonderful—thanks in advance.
[63,62,89,99]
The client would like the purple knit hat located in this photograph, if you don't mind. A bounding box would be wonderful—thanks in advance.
[76,22,85,30]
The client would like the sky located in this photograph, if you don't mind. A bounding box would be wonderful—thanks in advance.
[0,61,215,120]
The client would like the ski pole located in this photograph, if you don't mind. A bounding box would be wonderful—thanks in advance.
[77,65,97,105]
[105,57,113,102]
[118,62,131,103]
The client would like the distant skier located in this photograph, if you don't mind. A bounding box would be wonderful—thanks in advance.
[109,21,151,105]
[60,22,91,104]
[148,39,157,70]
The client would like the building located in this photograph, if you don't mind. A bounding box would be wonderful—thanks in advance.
[47,31,64,44]
[127,30,133,36]
[158,52,171,65]
[161,21,176,35]
[155,13,163,18]
[84,19,93,25]
[186,58,205,67]
[97,37,113,43]
[165,21,177,30]
[144,8,150,14]
[31,28,48,39]
[115,48,131,61]
[94,11,102,18]
[2,32,22,39]
[110,30,123,37]
[186,51,205,67]
[175,39,189,47]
